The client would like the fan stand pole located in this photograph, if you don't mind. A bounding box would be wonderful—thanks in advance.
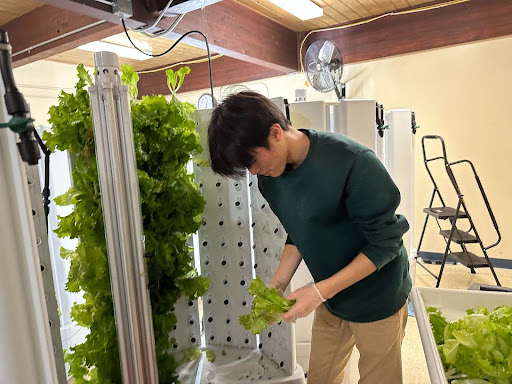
[334,83,345,101]
[334,86,342,101]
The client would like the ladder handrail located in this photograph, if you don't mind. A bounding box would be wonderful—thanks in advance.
[446,159,501,250]
[422,135,449,162]
[421,135,448,207]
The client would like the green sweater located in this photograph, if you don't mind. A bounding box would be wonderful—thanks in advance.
[258,129,411,322]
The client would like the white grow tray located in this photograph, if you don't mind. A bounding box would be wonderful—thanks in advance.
[411,287,512,384]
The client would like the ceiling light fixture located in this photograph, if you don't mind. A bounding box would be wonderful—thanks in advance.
[77,41,151,61]
[268,0,323,21]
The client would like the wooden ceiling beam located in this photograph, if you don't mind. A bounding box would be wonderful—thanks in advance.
[1,5,122,68]
[137,55,286,96]
[153,0,298,73]
[302,0,512,65]
[39,0,221,28]
[35,0,298,72]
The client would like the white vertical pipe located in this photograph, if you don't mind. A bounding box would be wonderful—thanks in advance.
[384,109,416,284]
[89,51,158,384]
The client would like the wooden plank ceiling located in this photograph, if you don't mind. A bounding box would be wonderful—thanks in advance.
[2,0,512,95]
[0,0,42,26]
[139,0,512,95]
[233,0,436,32]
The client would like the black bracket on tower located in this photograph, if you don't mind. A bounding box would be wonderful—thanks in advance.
[411,110,420,134]
[375,102,389,138]
[284,98,291,123]
[340,83,346,99]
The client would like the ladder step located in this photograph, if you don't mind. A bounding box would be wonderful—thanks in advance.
[439,229,479,243]
[449,252,489,268]
[417,251,457,264]
[423,207,467,219]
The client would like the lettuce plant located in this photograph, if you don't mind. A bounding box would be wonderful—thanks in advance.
[44,64,208,383]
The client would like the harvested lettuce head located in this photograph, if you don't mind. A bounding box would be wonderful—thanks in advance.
[427,305,512,383]
[239,277,296,334]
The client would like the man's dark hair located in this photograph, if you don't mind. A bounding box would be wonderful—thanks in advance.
[207,91,290,178]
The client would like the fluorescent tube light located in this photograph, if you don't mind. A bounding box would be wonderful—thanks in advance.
[77,41,152,61]
[103,34,152,52]
[269,0,323,21]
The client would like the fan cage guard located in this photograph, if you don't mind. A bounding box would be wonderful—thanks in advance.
[305,38,343,94]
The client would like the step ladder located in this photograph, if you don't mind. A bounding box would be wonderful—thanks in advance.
[416,135,501,288]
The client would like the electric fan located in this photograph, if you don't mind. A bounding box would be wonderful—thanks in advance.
[305,39,345,100]
[221,84,252,99]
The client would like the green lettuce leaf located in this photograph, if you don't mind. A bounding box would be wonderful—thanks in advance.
[166,67,190,96]
[120,64,139,100]
[205,350,216,362]
[180,348,202,364]
[428,307,447,345]
[239,276,295,335]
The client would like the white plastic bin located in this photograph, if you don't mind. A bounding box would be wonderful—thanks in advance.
[411,287,512,384]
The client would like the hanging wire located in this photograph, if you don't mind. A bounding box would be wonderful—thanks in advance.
[121,18,215,103]
[138,13,185,38]
[130,0,175,32]
[299,0,470,73]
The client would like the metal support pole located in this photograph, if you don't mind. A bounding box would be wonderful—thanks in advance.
[88,51,158,384]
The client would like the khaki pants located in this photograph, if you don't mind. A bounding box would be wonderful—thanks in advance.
[307,303,408,384]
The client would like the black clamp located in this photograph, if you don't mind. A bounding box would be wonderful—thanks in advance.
[375,102,389,138]
[0,116,34,133]
[411,110,420,134]
[284,98,291,123]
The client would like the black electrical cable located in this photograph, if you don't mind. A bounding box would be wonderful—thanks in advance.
[121,19,216,106]
[33,129,51,233]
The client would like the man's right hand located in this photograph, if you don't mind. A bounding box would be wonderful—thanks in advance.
[267,244,303,297]
[267,283,284,297]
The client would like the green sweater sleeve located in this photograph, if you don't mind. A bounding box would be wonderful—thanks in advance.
[344,150,409,270]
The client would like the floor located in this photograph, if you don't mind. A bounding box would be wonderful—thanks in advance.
[342,260,512,384]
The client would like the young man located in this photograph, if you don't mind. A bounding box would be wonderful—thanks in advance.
[208,91,411,384]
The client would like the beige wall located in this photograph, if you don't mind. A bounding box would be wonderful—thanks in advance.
[13,61,94,126]
[337,35,512,262]
[354,36,511,262]
[14,35,512,262]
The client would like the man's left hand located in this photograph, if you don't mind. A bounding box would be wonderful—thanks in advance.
[282,284,324,322]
